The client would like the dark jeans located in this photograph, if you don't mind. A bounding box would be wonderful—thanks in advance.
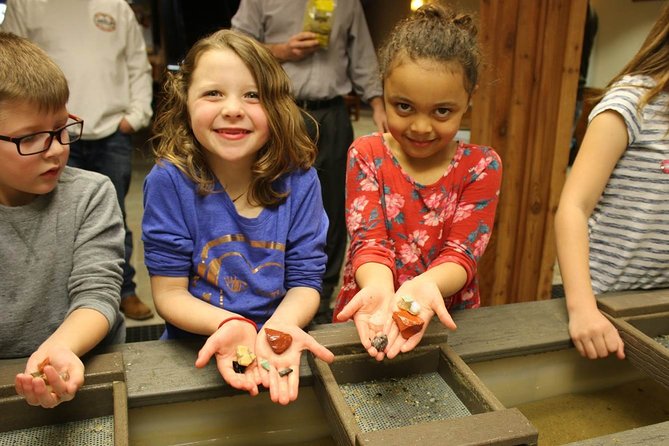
[68,130,136,299]
[302,99,354,315]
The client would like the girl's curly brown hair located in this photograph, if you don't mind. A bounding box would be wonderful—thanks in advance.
[377,2,480,96]
[151,29,316,206]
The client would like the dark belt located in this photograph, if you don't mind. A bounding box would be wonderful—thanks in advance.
[297,96,344,110]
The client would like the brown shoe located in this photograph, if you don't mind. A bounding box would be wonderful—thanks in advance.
[120,295,154,320]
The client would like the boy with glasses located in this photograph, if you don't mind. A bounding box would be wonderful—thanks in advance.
[0,32,125,408]
[2,0,155,320]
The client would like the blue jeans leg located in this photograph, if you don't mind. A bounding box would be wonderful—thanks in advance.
[69,130,136,299]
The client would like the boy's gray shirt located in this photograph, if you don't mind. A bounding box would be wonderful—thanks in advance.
[0,167,125,359]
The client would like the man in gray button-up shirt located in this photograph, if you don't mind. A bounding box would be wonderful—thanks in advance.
[233,0,386,323]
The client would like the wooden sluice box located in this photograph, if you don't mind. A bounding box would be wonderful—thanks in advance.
[607,311,669,391]
[597,288,669,318]
[0,352,128,446]
[308,339,538,446]
[597,290,669,390]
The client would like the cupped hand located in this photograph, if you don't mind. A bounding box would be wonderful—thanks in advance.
[569,307,625,360]
[385,281,457,359]
[337,286,393,360]
[255,325,334,405]
[15,346,84,408]
[195,320,261,395]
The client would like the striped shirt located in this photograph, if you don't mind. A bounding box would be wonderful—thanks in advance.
[588,75,669,294]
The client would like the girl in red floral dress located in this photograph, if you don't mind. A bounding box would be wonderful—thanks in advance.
[333,3,502,360]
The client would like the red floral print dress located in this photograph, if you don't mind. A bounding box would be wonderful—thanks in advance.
[333,133,502,320]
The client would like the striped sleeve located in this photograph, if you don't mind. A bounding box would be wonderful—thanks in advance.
[586,74,669,294]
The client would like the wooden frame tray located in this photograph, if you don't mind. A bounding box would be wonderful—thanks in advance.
[309,344,537,446]
[597,289,669,318]
[608,312,669,390]
[0,352,128,445]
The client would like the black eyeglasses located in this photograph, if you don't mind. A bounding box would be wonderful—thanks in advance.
[0,114,84,156]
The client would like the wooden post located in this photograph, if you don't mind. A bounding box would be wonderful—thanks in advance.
[472,0,588,305]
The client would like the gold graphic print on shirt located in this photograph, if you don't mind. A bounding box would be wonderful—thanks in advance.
[196,234,285,302]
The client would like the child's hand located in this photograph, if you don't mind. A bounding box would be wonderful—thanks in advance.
[337,286,394,361]
[569,307,625,360]
[385,281,457,359]
[15,346,84,408]
[255,325,334,405]
[195,320,261,396]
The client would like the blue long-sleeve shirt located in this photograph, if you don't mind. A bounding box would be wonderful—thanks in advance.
[142,161,328,338]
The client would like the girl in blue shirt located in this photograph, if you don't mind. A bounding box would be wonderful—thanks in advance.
[143,29,334,405]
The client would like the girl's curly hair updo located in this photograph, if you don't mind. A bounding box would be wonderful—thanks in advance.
[378,3,480,96]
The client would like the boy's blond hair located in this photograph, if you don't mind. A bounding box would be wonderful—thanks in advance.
[152,29,317,206]
[0,32,69,115]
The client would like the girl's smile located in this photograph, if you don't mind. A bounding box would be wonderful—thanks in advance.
[405,136,437,148]
[215,127,252,140]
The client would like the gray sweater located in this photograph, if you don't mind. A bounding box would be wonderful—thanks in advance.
[1,167,125,359]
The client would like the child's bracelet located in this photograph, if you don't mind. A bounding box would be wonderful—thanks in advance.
[218,316,258,332]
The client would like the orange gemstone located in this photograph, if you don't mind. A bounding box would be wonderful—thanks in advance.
[392,309,424,339]
[265,328,293,354]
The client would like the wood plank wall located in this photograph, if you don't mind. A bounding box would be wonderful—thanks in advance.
[472,0,588,305]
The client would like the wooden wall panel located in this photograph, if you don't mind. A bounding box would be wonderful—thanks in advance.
[473,0,588,305]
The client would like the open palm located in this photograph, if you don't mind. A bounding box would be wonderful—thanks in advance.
[385,281,457,359]
[255,325,334,405]
[337,286,394,360]
[195,321,261,395]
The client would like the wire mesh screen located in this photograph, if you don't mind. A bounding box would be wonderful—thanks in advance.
[0,415,113,446]
[339,371,471,432]
[654,334,669,348]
